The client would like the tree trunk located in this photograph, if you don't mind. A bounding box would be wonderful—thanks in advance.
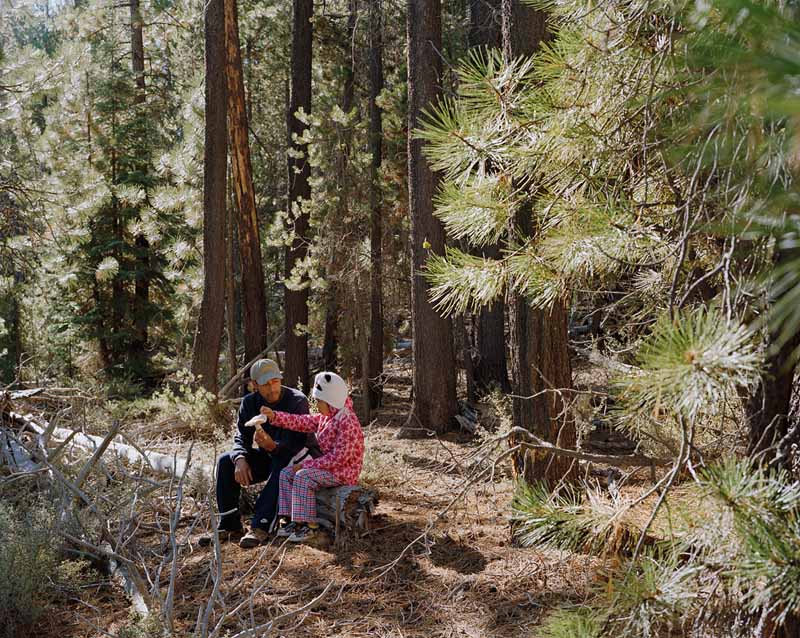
[129,0,151,377]
[406,0,458,434]
[367,0,385,408]
[225,0,268,364]
[226,181,238,380]
[467,0,510,396]
[509,298,576,482]
[746,248,800,471]
[502,0,574,485]
[473,245,510,395]
[284,0,313,392]
[323,291,339,371]
[191,0,228,393]
[469,0,502,49]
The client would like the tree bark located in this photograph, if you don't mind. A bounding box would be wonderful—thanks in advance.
[225,181,238,379]
[129,0,151,377]
[467,0,510,396]
[746,247,800,471]
[509,297,576,482]
[285,0,314,392]
[191,0,228,393]
[367,0,385,408]
[502,0,574,485]
[225,0,268,364]
[323,292,339,371]
[406,0,458,434]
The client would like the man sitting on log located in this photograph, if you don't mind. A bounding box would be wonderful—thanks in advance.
[201,359,315,548]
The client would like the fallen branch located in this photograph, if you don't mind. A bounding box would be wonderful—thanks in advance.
[227,580,335,638]
[219,331,285,399]
[505,427,672,469]
[100,540,151,616]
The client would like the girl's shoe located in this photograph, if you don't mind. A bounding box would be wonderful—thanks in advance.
[288,524,318,543]
[276,521,298,538]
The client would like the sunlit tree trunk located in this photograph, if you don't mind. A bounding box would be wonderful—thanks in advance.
[225,0,268,364]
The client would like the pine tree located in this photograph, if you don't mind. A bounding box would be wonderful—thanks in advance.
[405,0,459,435]
[192,0,228,393]
[225,0,268,365]
[285,0,314,392]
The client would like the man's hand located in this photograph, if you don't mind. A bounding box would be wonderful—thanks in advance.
[253,426,277,452]
[234,457,253,486]
[293,463,303,473]
[260,406,275,421]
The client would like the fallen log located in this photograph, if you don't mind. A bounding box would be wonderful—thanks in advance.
[6,410,210,478]
[0,428,40,473]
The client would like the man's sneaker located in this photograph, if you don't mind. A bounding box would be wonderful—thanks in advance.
[288,524,319,543]
[275,521,298,538]
[238,527,270,548]
[198,529,243,547]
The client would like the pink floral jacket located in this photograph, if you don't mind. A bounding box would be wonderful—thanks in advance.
[270,397,364,485]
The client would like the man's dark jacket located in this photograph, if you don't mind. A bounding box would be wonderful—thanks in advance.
[231,386,310,461]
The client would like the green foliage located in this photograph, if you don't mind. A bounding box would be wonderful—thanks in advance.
[0,501,58,638]
[701,459,800,624]
[512,481,649,557]
[539,607,604,638]
[426,247,506,316]
[617,306,761,424]
[117,612,164,638]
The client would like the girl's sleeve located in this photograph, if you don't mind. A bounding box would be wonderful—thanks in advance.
[270,410,322,433]
[303,415,360,476]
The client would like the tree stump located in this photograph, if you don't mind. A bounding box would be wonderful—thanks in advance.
[314,485,379,539]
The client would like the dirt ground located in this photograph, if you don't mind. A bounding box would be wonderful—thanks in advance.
[32,365,602,638]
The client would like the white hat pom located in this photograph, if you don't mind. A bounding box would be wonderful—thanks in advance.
[312,371,348,410]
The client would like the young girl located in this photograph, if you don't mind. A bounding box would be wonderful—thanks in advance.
[260,371,364,543]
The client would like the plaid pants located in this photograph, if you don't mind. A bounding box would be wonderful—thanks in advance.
[278,466,340,523]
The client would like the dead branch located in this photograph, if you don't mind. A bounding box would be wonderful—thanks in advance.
[226,581,336,638]
[219,331,286,399]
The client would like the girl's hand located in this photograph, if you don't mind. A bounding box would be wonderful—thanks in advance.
[260,406,275,420]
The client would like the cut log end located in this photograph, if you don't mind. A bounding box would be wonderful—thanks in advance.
[314,485,378,539]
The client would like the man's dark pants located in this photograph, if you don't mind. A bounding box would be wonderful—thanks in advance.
[216,448,297,532]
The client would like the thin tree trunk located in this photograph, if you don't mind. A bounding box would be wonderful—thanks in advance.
[284,0,313,392]
[746,248,800,470]
[226,178,238,380]
[405,0,458,434]
[323,292,339,371]
[225,0,268,364]
[367,0,385,408]
[502,0,575,485]
[191,0,228,393]
[129,0,151,376]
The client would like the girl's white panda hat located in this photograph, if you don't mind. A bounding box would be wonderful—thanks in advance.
[312,371,349,410]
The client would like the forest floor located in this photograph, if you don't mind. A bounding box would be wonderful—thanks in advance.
[28,357,654,638]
